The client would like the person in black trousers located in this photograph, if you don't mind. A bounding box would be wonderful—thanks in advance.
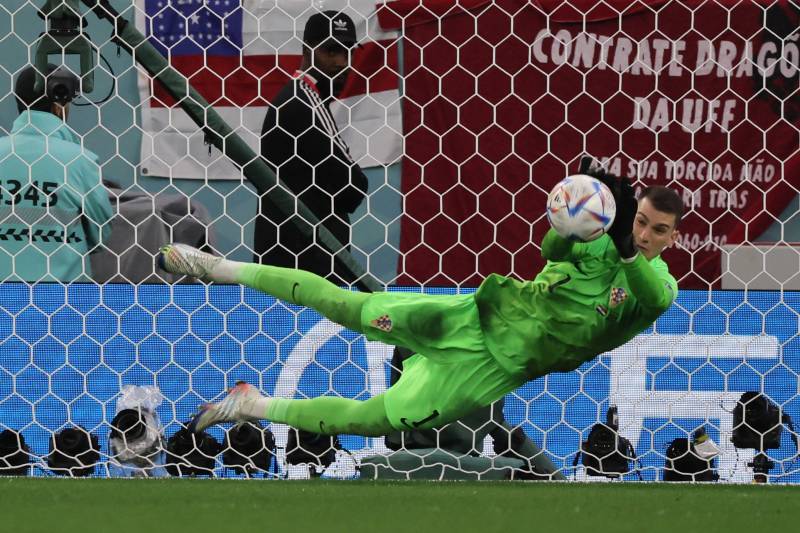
[255,11,369,284]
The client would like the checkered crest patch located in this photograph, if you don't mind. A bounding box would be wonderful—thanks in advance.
[370,314,393,332]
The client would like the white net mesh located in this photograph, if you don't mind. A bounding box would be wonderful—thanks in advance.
[0,0,798,481]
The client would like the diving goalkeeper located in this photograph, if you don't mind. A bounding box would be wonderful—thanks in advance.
[158,170,682,437]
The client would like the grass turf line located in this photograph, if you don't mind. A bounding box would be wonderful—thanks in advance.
[1,478,799,533]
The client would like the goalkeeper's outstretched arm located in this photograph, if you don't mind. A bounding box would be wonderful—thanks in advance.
[540,228,591,262]
[620,253,676,314]
[578,164,681,315]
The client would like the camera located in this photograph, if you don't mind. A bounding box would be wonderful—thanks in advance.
[573,405,639,479]
[165,426,222,477]
[731,392,798,483]
[48,426,100,477]
[34,0,95,96]
[108,407,164,471]
[285,428,341,477]
[46,66,80,105]
[663,427,720,482]
[223,422,275,477]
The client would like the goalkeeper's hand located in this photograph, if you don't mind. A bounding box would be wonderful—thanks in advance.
[578,157,638,259]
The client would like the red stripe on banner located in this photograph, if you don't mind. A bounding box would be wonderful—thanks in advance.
[148,40,399,108]
[377,0,492,30]
[149,54,299,108]
[395,0,800,288]
[377,0,799,30]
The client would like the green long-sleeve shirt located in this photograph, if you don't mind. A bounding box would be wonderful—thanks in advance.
[475,229,677,379]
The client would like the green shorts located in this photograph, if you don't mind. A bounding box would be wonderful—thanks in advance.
[360,292,522,430]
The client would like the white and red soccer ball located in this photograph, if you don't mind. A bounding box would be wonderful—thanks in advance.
[546,174,616,242]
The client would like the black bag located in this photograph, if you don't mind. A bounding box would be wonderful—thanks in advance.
[574,406,638,478]
[663,437,718,482]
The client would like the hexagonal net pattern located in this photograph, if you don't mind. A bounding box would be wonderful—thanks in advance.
[0,0,798,481]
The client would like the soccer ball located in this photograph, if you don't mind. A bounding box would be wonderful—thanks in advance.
[546,174,616,242]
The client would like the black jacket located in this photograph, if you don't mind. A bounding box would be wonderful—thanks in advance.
[255,72,368,283]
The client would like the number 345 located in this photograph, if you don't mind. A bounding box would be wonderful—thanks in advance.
[0,180,59,207]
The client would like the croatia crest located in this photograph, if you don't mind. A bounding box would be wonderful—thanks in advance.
[609,287,628,307]
[370,314,393,332]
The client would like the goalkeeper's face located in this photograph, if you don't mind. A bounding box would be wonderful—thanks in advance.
[632,197,679,260]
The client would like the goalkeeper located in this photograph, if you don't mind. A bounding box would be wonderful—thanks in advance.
[158,169,682,437]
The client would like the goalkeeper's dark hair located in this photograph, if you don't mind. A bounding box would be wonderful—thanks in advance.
[639,186,684,228]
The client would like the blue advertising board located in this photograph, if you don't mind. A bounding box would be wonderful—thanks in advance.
[0,283,798,481]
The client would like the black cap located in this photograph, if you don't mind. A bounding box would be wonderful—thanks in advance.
[303,10,361,50]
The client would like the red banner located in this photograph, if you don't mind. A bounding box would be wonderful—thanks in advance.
[379,0,800,288]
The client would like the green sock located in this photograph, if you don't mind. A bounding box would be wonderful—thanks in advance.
[237,263,370,332]
[266,395,392,437]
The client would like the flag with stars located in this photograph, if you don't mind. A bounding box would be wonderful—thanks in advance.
[136,0,401,179]
[146,0,243,57]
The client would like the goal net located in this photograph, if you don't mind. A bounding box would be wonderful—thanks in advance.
[0,0,798,481]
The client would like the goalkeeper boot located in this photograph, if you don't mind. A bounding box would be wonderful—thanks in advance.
[158,243,222,281]
[188,382,264,433]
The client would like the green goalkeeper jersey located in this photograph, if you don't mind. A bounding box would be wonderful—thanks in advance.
[474,230,677,379]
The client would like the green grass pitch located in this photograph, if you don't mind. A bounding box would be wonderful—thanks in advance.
[2,478,799,533]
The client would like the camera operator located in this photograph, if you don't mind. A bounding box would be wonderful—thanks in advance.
[0,64,112,282]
